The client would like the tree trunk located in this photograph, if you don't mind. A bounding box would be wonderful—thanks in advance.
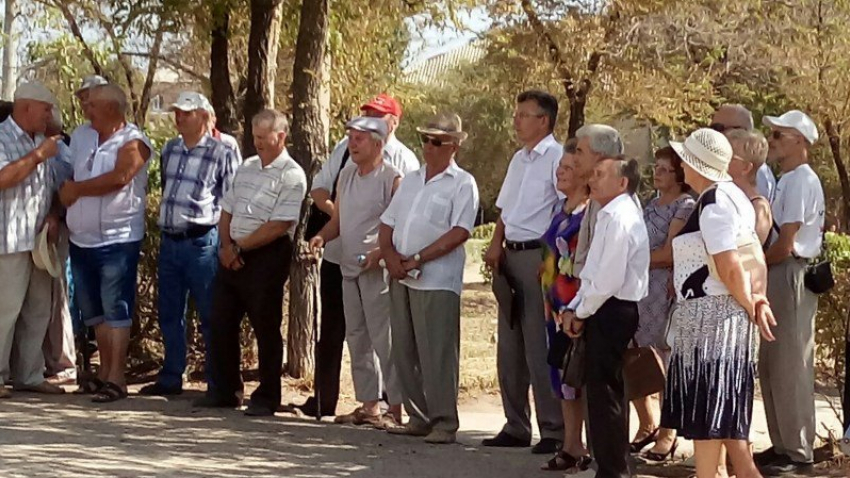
[134,29,163,126]
[286,0,329,379]
[824,118,850,228]
[242,0,283,157]
[210,7,238,134]
[266,2,284,108]
[1,0,16,100]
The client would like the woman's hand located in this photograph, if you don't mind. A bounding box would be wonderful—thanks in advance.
[753,295,777,342]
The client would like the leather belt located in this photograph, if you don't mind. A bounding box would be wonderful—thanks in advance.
[162,225,216,240]
[505,239,542,252]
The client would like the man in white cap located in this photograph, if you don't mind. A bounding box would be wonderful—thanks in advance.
[290,93,418,418]
[309,116,404,428]
[0,81,65,398]
[710,104,777,202]
[139,92,240,396]
[756,110,825,475]
[380,113,479,444]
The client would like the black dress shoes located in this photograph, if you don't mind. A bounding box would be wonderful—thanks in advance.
[481,431,531,448]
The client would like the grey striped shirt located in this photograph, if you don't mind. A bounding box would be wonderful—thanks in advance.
[0,118,54,255]
[221,149,307,240]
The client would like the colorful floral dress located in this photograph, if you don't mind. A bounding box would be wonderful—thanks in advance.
[540,200,586,400]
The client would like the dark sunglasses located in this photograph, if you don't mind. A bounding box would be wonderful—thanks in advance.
[420,135,454,147]
[709,123,727,132]
[771,130,796,140]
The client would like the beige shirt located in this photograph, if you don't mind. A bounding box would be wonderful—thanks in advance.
[221,149,307,241]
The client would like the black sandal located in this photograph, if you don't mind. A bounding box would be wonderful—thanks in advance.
[73,377,104,395]
[541,450,577,471]
[630,427,659,453]
[641,440,679,463]
[92,382,128,403]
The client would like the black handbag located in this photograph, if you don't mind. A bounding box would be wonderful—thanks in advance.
[305,149,350,239]
[804,260,834,294]
[561,335,586,389]
[546,325,570,368]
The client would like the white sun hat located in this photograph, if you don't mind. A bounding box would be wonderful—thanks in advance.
[32,224,62,278]
[762,110,819,144]
[669,128,733,182]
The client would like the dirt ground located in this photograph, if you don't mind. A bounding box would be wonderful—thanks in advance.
[1,258,849,477]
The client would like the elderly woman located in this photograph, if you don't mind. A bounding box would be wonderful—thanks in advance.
[630,147,695,461]
[661,128,776,478]
[726,129,773,245]
[539,140,591,471]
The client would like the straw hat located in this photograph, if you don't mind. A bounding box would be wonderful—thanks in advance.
[669,128,733,182]
[32,225,61,278]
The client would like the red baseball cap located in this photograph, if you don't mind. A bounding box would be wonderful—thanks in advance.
[360,93,402,117]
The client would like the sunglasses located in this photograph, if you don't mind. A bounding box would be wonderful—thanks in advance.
[420,135,454,147]
[771,130,797,140]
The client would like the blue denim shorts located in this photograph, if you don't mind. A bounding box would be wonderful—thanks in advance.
[70,241,142,329]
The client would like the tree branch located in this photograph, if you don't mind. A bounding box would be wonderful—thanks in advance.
[135,29,164,126]
[519,0,577,98]
[122,52,209,84]
[44,0,106,76]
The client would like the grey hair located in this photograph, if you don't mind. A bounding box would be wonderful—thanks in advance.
[368,131,385,144]
[718,104,754,130]
[575,124,624,157]
[611,156,641,195]
[726,128,768,171]
[90,84,127,115]
[252,109,289,134]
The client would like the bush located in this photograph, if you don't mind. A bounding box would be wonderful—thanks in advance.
[473,223,495,284]
[815,232,850,391]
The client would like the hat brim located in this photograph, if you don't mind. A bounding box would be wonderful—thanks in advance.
[762,116,815,144]
[670,141,731,182]
[32,226,61,278]
[416,127,468,143]
[170,104,200,112]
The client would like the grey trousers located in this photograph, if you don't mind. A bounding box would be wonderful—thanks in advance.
[342,268,402,405]
[493,248,564,441]
[759,257,817,463]
[42,233,76,376]
[0,252,52,387]
[390,282,461,433]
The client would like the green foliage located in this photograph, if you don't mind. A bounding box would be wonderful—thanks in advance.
[816,232,850,387]
[471,223,495,284]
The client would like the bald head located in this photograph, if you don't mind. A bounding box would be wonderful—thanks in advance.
[712,104,754,131]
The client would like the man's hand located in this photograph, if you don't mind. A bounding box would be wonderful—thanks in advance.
[563,311,585,338]
[363,248,382,270]
[484,241,504,275]
[219,243,241,270]
[35,136,61,163]
[43,214,60,244]
[308,236,325,262]
[401,256,421,272]
[384,250,407,280]
[58,181,79,208]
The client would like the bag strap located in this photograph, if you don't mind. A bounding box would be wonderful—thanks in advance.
[329,148,350,202]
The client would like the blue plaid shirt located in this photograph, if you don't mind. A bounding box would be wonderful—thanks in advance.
[0,118,55,255]
[158,134,240,233]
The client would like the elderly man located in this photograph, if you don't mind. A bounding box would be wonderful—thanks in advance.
[482,90,564,454]
[139,92,240,397]
[60,84,153,403]
[710,104,776,202]
[195,109,306,417]
[380,113,479,444]
[0,82,64,398]
[292,93,418,418]
[564,157,648,478]
[756,110,825,476]
[309,116,403,427]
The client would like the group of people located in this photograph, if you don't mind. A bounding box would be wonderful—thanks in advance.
[0,75,828,477]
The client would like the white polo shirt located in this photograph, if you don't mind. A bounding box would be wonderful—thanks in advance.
[380,161,479,296]
[771,163,825,259]
[495,134,562,242]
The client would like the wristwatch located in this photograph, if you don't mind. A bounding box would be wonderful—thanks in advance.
[232,243,243,256]
[413,253,422,263]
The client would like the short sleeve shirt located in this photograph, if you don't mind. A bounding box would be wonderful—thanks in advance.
[771,164,825,258]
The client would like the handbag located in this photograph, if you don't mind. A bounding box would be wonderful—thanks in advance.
[698,193,765,283]
[623,344,666,400]
[561,335,586,389]
[305,149,350,239]
[803,232,834,294]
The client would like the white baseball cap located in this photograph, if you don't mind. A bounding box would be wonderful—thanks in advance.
[75,75,108,95]
[171,92,214,114]
[762,110,819,144]
[14,81,57,106]
[669,128,734,182]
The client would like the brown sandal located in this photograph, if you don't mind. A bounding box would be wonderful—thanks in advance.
[91,382,128,403]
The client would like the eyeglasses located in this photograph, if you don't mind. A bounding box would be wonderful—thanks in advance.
[420,135,454,147]
[653,164,674,174]
[709,123,727,133]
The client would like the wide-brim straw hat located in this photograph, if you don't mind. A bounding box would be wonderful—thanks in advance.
[416,113,468,143]
[669,128,733,182]
[32,224,61,278]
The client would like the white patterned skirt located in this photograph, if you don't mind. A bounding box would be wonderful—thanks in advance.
[661,295,758,440]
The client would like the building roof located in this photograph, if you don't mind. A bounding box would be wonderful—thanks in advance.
[404,39,487,87]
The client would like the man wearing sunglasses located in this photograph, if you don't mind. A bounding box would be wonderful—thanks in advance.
[379,113,479,444]
[290,94,419,419]
[756,110,824,476]
[710,104,776,202]
[483,90,565,454]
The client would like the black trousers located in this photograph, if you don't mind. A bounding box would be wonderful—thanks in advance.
[312,260,346,414]
[585,298,639,478]
[210,237,292,410]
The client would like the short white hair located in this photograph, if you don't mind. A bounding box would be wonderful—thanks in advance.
[252,109,289,134]
[575,124,624,157]
[718,104,754,130]
[89,84,127,115]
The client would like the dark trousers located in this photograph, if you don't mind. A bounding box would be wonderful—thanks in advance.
[585,298,639,478]
[210,237,292,411]
[312,260,346,414]
[845,337,850,430]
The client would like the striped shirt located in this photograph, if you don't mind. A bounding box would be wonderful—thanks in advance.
[159,134,240,232]
[0,117,54,255]
[222,149,307,240]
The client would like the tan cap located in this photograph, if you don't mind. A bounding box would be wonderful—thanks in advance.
[14,81,57,106]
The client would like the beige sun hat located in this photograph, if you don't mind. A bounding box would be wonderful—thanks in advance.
[669,128,733,182]
[416,113,468,143]
[32,224,62,278]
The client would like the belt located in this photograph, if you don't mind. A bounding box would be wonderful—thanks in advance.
[505,239,542,252]
[162,224,216,240]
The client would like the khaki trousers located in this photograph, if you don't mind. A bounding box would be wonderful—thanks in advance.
[0,252,52,387]
[759,257,817,463]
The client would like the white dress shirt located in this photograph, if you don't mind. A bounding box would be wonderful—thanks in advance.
[771,163,825,259]
[496,134,563,242]
[380,161,479,296]
[568,193,649,319]
[312,134,419,264]
[756,163,776,203]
